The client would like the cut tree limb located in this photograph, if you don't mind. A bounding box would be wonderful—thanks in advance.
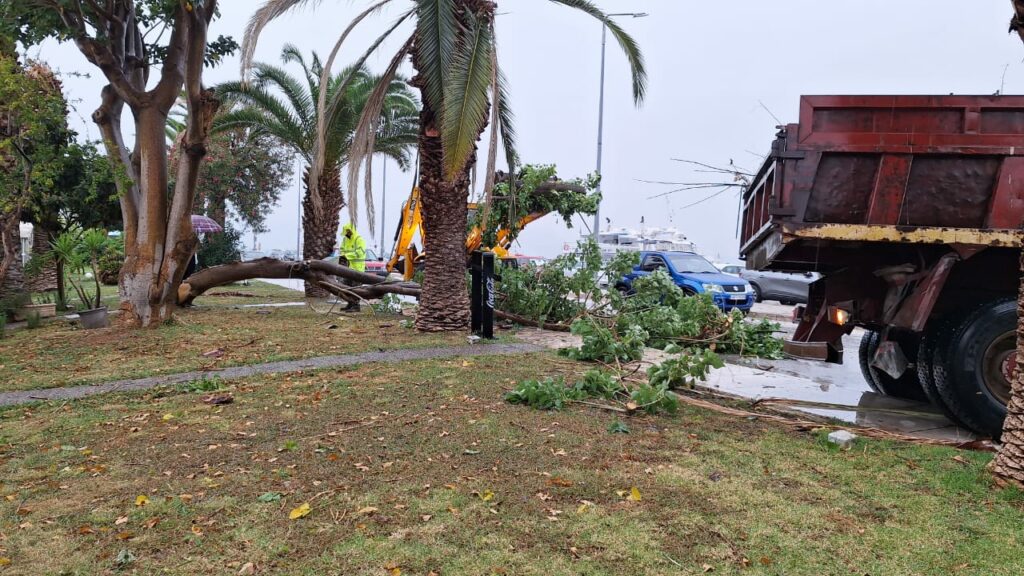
[178,257,417,306]
[178,257,575,332]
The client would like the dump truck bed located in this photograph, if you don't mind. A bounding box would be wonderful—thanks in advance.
[739,95,1024,271]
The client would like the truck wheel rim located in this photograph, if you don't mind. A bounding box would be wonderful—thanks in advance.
[982,332,1014,406]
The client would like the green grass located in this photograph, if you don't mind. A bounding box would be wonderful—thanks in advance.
[0,352,1021,575]
[0,283,463,392]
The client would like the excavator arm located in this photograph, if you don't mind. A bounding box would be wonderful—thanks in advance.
[387,187,425,280]
[388,177,590,280]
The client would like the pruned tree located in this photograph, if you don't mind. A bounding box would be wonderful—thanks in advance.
[7,0,236,326]
[241,0,646,332]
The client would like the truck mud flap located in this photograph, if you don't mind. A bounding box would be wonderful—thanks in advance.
[783,339,841,362]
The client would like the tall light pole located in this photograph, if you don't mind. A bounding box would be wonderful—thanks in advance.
[295,159,302,258]
[593,12,647,239]
[380,155,387,258]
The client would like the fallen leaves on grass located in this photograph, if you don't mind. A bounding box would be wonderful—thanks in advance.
[617,487,642,502]
[289,503,311,520]
[357,506,379,516]
[134,495,149,507]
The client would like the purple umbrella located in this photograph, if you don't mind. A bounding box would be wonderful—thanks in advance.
[191,215,223,234]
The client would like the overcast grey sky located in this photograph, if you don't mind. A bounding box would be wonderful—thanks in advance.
[25,0,1024,263]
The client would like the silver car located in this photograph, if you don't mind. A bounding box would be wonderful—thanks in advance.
[739,269,819,304]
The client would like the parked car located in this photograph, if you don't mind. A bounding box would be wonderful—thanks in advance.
[738,269,819,304]
[616,251,754,312]
[717,264,743,276]
[327,248,387,276]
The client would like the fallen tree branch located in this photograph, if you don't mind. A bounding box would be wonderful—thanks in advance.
[670,391,982,450]
[494,310,572,332]
[179,257,575,332]
[178,257,392,306]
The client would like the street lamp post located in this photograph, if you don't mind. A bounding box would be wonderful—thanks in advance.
[380,156,387,258]
[592,12,647,240]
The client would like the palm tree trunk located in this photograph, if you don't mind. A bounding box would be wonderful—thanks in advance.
[27,223,57,292]
[993,245,1024,488]
[414,103,475,332]
[301,165,344,297]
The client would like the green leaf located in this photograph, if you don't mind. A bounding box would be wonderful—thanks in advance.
[258,492,282,503]
[607,419,630,434]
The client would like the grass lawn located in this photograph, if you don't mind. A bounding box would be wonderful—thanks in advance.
[0,282,463,392]
[0,352,1022,575]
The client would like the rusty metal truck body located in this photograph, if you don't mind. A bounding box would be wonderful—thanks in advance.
[739,95,1024,436]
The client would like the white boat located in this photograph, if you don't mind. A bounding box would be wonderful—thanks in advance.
[595,226,697,262]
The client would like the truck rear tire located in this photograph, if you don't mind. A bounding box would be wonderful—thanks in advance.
[858,331,883,394]
[932,298,1014,438]
[916,327,960,422]
[858,330,926,401]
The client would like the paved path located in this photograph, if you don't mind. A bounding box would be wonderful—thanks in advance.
[0,342,542,407]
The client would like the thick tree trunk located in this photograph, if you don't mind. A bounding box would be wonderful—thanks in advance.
[0,212,23,299]
[993,246,1024,488]
[117,106,197,324]
[26,223,57,292]
[415,113,473,332]
[408,0,494,332]
[302,165,344,297]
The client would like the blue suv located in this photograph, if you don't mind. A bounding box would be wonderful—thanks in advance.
[616,251,755,312]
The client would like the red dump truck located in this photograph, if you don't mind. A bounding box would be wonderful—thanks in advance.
[739,95,1024,437]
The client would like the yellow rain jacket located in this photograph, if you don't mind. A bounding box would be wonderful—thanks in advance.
[340,223,367,272]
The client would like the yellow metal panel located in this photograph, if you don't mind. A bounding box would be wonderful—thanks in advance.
[781,223,1021,247]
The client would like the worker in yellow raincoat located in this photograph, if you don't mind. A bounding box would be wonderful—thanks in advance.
[339,223,367,311]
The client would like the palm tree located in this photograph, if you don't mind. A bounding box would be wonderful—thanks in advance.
[216,44,419,295]
[993,0,1024,489]
[240,0,646,330]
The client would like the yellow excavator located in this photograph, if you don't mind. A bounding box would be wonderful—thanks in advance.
[387,178,588,280]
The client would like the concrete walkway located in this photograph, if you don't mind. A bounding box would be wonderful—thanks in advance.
[0,342,542,407]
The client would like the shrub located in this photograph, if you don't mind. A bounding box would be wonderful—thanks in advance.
[97,235,124,284]
[25,311,42,329]
[197,223,243,269]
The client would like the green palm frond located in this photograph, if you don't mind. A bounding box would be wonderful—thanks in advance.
[280,43,321,104]
[496,64,518,174]
[548,0,648,104]
[414,0,456,111]
[441,14,493,180]
[250,62,316,129]
[215,80,310,158]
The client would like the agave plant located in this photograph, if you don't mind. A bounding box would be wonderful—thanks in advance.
[242,0,646,331]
